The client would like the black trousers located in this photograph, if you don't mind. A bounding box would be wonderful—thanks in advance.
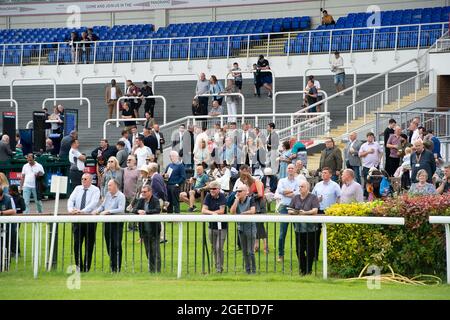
[295,231,317,275]
[143,234,161,273]
[144,101,155,118]
[198,97,209,115]
[385,157,400,177]
[104,222,124,272]
[73,223,97,272]
[167,185,181,213]
[69,170,83,191]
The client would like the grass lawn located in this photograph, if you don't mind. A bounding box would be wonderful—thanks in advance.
[1,272,450,300]
[1,201,450,300]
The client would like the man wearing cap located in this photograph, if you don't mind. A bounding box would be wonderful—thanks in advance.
[230,184,257,274]
[202,181,227,273]
[261,167,278,205]
[105,79,123,120]
[139,81,156,118]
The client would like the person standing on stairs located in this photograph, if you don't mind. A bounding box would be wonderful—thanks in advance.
[105,79,123,122]
[331,51,345,95]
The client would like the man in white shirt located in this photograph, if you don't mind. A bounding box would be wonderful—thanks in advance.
[133,135,153,169]
[340,169,364,204]
[358,132,383,197]
[331,51,345,94]
[20,153,45,214]
[69,139,86,190]
[67,173,100,272]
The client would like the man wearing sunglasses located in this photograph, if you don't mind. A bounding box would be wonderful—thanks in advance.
[202,181,227,273]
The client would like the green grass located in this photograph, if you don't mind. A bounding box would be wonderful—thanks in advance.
[1,272,450,299]
[2,202,450,300]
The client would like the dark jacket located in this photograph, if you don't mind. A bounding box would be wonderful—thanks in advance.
[144,134,158,155]
[150,173,168,201]
[261,175,278,193]
[151,131,165,152]
[132,196,161,237]
[11,194,26,214]
[0,141,13,162]
[91,145,117,161]
[319,147,343,173]
[410,149,436,183]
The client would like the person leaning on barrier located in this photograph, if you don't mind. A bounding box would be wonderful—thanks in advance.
[288,180,320,275]
[67,173,101,272]
[202,180,227,273]
[230,185,257,274]
[132,184,161,273]
[92,179,126,273]
[0,188,17,271]
[8,185,24,257]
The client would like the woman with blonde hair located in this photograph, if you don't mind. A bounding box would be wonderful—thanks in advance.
[0,172,9,194]
[101,156,124,197]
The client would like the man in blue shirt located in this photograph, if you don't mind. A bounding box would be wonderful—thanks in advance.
[180,165,209,212]
[275,164,299,262]
[164,151,186,214]
[93,179,126,272]
[312,167,341,261]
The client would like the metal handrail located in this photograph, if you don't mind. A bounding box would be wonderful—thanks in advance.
[303,66,357,106]
[115,95,167,126]
[0,214,405,279]
[80,75,127,106]
[10,78,56,108]
[194,92,245,116]
[151,73,198,92]
[225,69,276,94]
[41,97,92,128]
[429,216,450,284]
[346,70,430,133]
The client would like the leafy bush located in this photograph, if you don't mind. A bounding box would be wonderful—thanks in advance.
[326,194,450,278]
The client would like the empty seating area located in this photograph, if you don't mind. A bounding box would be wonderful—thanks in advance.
[286,6,450,54]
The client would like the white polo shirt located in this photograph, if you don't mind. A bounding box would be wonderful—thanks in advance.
[21,162,45,189]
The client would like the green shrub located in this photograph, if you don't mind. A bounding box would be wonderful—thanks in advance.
[326,194,450,278]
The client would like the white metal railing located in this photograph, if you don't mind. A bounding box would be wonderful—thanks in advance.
[273,90,328,124]
[41,97,92,128]
[303,67,357,106]
[0,22,447,69]
[345,70,430,133]
[0,98,19,128]
[157,112,329,150]
[435,38,450,52]
[0,214,404,279]
[194,93,246,116]
[429,216,450,284]
[10,78,56,108]
[80,75,127,106]
[226,69,276,94]
[115,95,167,126]
[276,112,331,141]
[152,73,198,93]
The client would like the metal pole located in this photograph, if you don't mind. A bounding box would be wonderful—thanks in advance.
[47,177,61,271]
[322,223,327,280]
[33,223,39,279]
[446,224,450,284]
[177,222,183,279]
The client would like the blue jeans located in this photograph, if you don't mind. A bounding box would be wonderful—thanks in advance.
[23,187,43,214]
[278,205,290,257]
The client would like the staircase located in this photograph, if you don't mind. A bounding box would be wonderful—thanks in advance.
[236,33,298,58]
[303,73,431,171]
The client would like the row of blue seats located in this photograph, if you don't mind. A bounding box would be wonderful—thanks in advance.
[285,26,447,53]
[320,6,450,30]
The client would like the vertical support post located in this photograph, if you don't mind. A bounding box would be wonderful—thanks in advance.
[149,39,153,71]
[286,32,291,65]
[33,223,39,279]
[417,24,422,56]
[445,224,450,284]
[93,41,97,72]
[385,73,389,104]
[371,28,376,61]
[397,84,401,109]
[266,33,270,58]
[290,114,294,136]
[111,41,115,73]
[307,31,312,65]
[19,44,24,74]
[207,37,211,69]
[56,43,60,73]
[38,43,42,74]
[177,221,183,279]
[246,35,250,67]
[322,223,327,280]
[226,36,230,67]
[364,100,367,124]
[394,26,399,61]
[350,29,354,63]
